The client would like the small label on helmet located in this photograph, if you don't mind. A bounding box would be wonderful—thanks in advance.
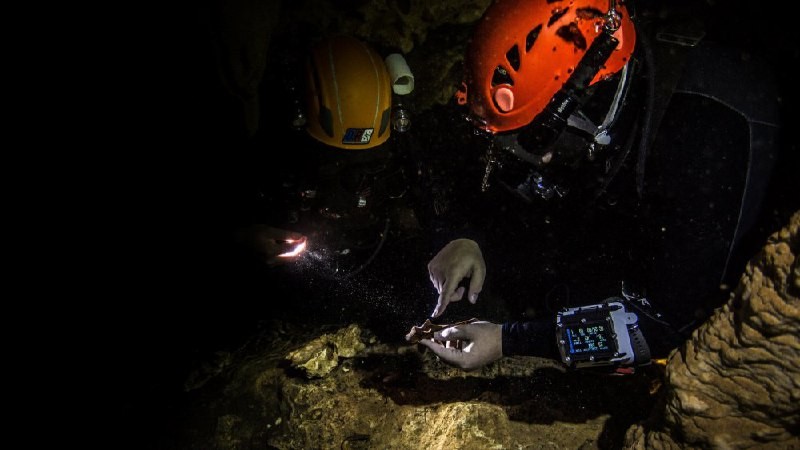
[342,128,373,145]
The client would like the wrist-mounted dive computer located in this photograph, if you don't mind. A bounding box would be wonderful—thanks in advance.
[556,298,651,369]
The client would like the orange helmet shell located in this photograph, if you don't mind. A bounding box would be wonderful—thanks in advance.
[304,35,393,150]
[464,0,636,134]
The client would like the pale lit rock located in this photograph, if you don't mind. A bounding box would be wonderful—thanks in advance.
[190,319,649,449]
[420,353,566,380]
[286,324,366,378]
[271,373,611,450]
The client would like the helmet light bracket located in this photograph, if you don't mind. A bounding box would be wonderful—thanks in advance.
[517,29,620,155]
[485,25,624,196]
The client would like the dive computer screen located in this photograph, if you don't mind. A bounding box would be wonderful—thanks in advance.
[564,321,613,358]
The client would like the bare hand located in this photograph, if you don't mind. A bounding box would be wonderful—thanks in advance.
[427,239,486,317]
[418,321,502,371]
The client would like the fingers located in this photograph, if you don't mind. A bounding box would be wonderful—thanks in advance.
[432,294,447,318]
[467,267,485,304]
[432,280,468,317]
[442,273,469,301]
[441,275,459,301]
[418,339,468,366]
[428,238,486,316]
[418,326,478,371]
[437,326,469,341]
[429,272,442,294]
[431,271,460,317]
[452,286,465,301]
[431,284,465,317]
[416,323,501,372]
[428,261,444,295]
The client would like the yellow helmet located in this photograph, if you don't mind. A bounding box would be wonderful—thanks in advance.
[303,35,393,150]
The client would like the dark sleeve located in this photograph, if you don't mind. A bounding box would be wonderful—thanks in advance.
[501,319,560,360]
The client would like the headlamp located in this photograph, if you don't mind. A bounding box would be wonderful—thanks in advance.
[278,236,308,258]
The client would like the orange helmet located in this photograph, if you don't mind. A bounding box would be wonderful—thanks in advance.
[303,35,393,150]
[462,0,636,134]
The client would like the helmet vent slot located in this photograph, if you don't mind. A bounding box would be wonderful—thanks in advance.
[556,23,587,50]
[575,7,604,20]
[525,24,542,52]
[506,45,521,71]
[548,7,569,27]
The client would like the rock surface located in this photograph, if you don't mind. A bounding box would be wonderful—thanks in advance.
[286,323,366,378]
[625,210,800,448]
[177,320,657,449]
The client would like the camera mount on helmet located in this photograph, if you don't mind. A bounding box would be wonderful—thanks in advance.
[460,0,637,197]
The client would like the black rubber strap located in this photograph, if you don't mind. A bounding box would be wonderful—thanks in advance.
[629,326,651,365]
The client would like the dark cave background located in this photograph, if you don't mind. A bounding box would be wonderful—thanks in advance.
[98,0,799,448]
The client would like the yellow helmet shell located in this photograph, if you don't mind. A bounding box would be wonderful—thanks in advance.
[304,35,393,150]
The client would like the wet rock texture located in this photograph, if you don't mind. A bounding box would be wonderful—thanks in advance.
[286,323,365,378]
[184,321,657,449]
[625,211,800,448]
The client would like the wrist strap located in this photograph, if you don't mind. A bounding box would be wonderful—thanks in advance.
[629,325,651,365]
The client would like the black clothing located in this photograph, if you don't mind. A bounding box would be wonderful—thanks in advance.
[502,319,559,360]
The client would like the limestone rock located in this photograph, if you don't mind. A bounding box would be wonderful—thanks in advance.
[182,320,654,449]
[286,323,366,378]
[625,210,800,448]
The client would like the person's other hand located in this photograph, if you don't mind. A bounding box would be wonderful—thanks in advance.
[427,239,486,317]
[418,321,502,371]
[236,225,307,266]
